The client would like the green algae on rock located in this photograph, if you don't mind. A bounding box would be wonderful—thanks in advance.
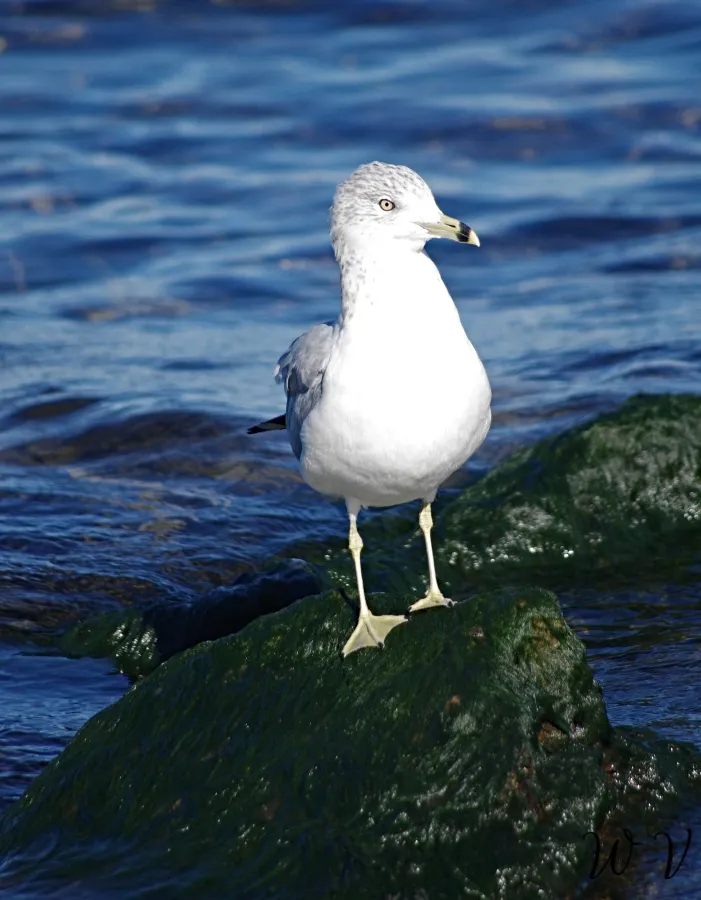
[0,588,630,898]
[436,393,701,589]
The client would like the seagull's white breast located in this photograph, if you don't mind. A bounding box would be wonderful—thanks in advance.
[299,250,491,507]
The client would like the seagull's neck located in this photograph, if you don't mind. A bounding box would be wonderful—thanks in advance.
[335,239,448,324]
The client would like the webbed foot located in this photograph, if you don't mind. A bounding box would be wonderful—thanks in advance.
[342,612,407,657]
[409,590,455,613]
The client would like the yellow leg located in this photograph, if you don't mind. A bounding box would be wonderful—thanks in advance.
[409,502,454,613]
[342,511,407,657]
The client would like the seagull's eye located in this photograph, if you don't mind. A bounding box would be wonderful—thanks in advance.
[378,198,395,212]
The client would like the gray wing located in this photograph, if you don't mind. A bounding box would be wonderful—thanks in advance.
[275,321,335,459]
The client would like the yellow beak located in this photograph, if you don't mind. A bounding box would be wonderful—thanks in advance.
[419,213,480,246]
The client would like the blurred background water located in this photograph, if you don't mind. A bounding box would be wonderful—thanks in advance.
[0,0,700,895]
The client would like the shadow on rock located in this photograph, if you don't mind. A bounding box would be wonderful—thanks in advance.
[60,560,330,679]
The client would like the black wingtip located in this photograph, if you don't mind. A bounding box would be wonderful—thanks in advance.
[247,414,287,435]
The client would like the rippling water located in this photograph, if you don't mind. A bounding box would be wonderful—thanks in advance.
[1,0,700,894]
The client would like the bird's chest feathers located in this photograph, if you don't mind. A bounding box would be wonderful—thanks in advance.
[326,273,473,424]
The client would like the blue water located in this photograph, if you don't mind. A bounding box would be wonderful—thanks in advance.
[1,0,700,895]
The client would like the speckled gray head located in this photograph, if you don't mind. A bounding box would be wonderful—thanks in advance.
[330,161,479,256]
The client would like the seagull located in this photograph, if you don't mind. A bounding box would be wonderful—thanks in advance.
[248,162,491,657]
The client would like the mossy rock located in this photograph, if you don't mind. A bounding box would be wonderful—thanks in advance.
[3,587,616,899]
[438,393,701,586]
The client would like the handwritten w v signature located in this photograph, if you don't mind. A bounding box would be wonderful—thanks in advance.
[583,827,692,880]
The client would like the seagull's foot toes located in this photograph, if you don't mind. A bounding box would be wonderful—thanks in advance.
[342,612,407,657]
[409,590,455,613]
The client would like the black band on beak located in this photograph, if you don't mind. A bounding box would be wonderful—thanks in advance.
[456,223,476,244]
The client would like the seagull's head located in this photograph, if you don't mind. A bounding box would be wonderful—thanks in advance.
[330,161,479,257]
